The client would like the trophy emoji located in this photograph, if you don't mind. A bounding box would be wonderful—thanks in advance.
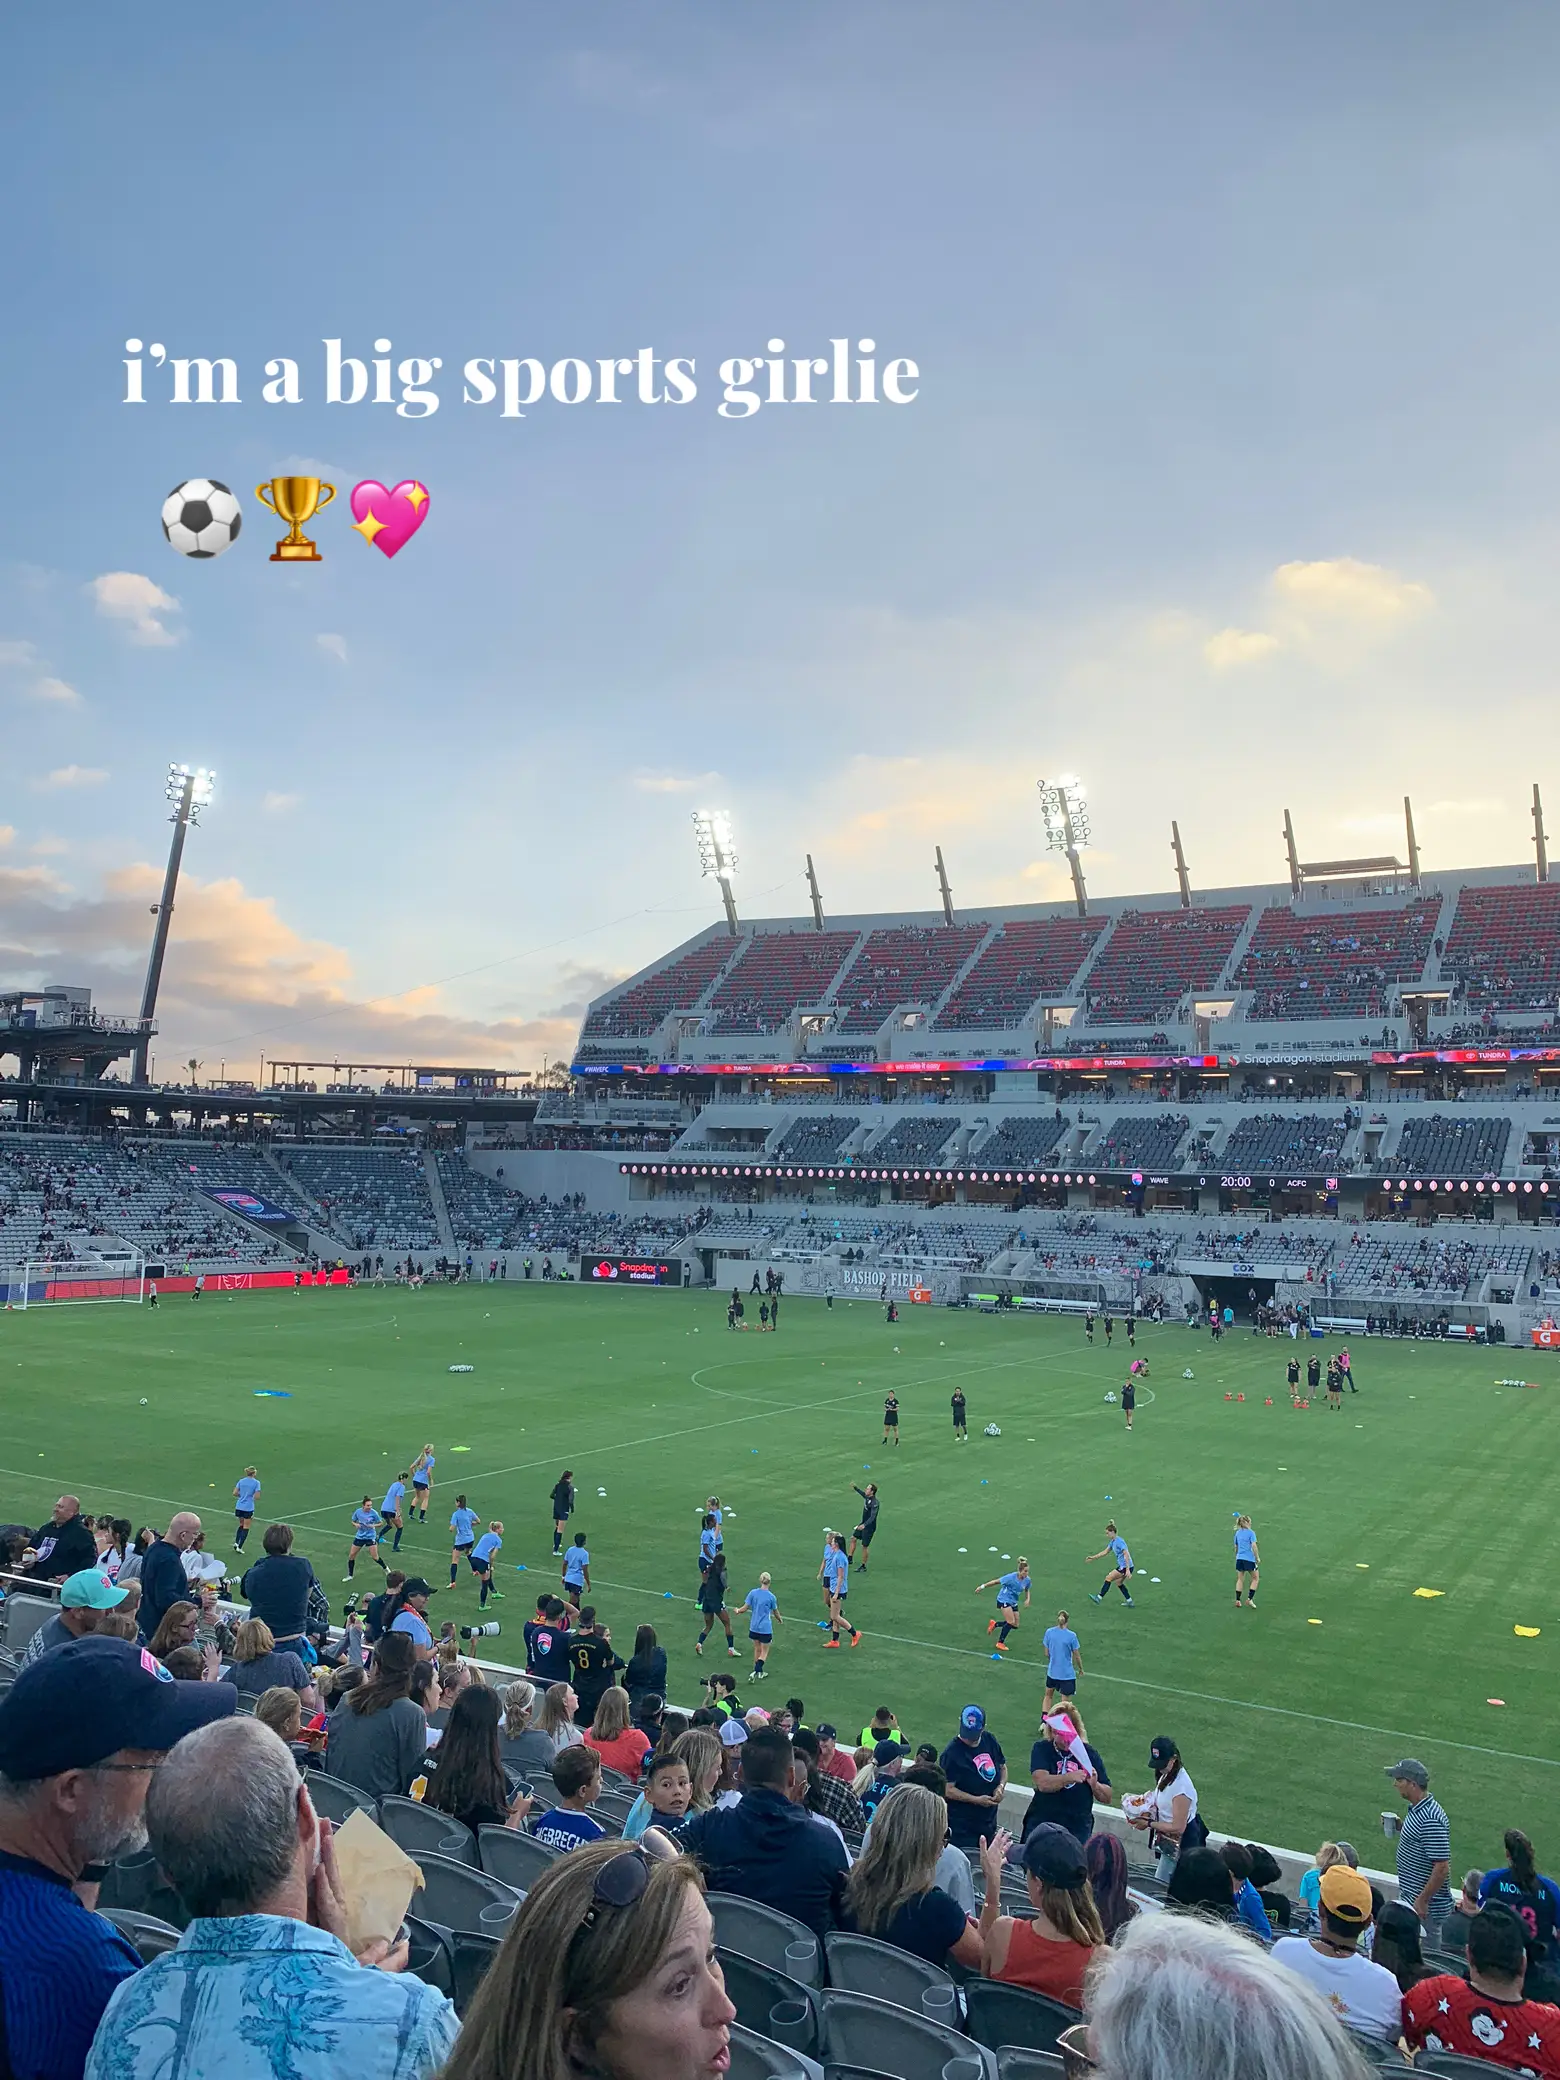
[256,476,335,562]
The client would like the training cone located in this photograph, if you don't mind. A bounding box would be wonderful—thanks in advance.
[1224,1392,1232,1401]
[1236,1393,1245,1402]
[1264,1397,1273,1405]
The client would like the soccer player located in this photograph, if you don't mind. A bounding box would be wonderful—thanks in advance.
[821,1533,859,1649]
[759,1300,770,1332]
[1087,1522,1135,1606]
[883,1391,900,1446]
[381,1471,408,1555]
[816,1528,837,1624]
[1326,1359,1343,1412]
[848,1483,879,1572]
[470,1520,504,1609]
[1041,1608,1083,1711]
[1126,1315,1136,1349]
[449,1493,480,1586]
[562,1530,591,1608]
[1084,1311,1095,1344]
[1306,1353,1321,1399]
[951,1387,968,1441]
[147,1280,159,1308]
[1233,1515,1260,1608]
[698,1513,721,1579]
[696,1549,738,1657]
[1286,1356,1301,1403]
[1103,1315,1113,1347]
[1339,1346,1357,1393]
[738,1572,782,1678]
[345,1495,386,1580]
[410,1444,435,1522]
[1121,1370,1136,1432]
[978,1558,1031,1651]
[232,1467,261,1552]
[550,1469,575,1554]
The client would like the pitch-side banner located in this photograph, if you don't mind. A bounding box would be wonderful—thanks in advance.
[199,1186,303,1226]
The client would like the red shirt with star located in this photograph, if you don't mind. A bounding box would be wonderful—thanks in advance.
[1404,1973,1560,2077]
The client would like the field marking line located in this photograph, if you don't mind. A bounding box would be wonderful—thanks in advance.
[572,1569,1560,1773]
[0,1465,203,1516]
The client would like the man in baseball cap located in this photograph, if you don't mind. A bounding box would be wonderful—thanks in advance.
[1270,1861,1403,2043]
[1386,1757,1452,1933]
[18,1568,130,1669]
[0,1636,235,2080]
[939,1702,1007,1852]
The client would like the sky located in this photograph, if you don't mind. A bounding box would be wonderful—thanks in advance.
[3,4,1560,1079]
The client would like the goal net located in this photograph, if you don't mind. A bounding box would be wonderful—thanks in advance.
[6,1256,146,1309]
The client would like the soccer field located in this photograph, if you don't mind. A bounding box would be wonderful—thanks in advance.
[3,1282,1556,1870]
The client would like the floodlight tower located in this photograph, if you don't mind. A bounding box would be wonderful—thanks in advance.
[1038,775,1091,916]
[694,808,740,935]
[132,764,214,1084]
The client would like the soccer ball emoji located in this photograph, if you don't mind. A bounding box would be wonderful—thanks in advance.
[162,479,242,558]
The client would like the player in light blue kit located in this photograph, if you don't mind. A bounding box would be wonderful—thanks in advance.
[470,1521,504,1609]
[233,1467,261,1552]
[738,1572,782,1679]
[411,1444,436,1523]
[345,1496,386,1580]
[449,1494,480,1586]
[1087,1522,1135,1607]
[977,1559,1031,1652]
[1233,1515,1260,1609]
[380,1473,408,1554]
[821,1535,859,1649]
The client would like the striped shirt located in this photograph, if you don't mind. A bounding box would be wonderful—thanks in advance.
[1396,1794,1452,1917]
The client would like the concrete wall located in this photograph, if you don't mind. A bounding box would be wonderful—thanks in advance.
[466,1146,631,1210]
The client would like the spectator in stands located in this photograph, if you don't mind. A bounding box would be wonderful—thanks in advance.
[1125,1735,1198,1882]
[1297,1839,1344,1929]
[240,1524,318,1650]
[569,1609,626,1726]
[1270,1863,1402,2043]
[792,1727,868,1841]
[146,1600,200,1665]
[939,1704,1007,1855]
[136,1511,203,1643]
[1023,1712,1110,1846]
[20,1495,99,1582]
[815,1723,857,1784]
[253,1686,319,1769]
[87,1716,456,2080]
[1086,1831,1137,1943]
[1440,1867,1486,1953]
[670,1729,722,1814]
[978,1821,1104,2006]
[622,1750,694,1843]
[324,1632,428,1799]
[1480,1829,1560,1968]
[1218,1841,1274,1939]
[1371,1898,1437,1993]
[677,1726,848,1936]
[1403,1901,1560,2074]
[840,1781,983,1966]
[116,1529,155,1586]
[1086,1909,1368,2080]
[532,1744,606,1853]
[1386,1756,1452,1936]
[222,1617,318,1708]
[0,1636,234,2080]
[624,1624,667,1717]
[497,1680,557,1776]
[423,1686,533,1836]
[585,1688,653,1781]
[444,1840,733,2080]
[18,1568,130,1667]
[1164,1847,1238,1924]
[537,1680,585,1754]
[859,1738,905,1819]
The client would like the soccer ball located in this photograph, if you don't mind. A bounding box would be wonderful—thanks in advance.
[1104,1390,1117,1403]
[983,1423,1001,1437]
[161,479,242,558]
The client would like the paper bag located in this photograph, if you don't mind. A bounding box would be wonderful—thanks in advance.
[330,1807,424,1954]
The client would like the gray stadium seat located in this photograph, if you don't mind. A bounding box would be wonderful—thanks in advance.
[963,1980,1080,2057]
[820,1989,997,2080]
[709,1892,823,1984]
[451,1928,505,2018]
[726,2024,825,2080]
[305,1771,379,1825]
[1415,2058,1514,2079]
[411,1851,520,1935]
[478,1823,560,1890]
[823,1931,954,2012]
[99,1908,184,1962]
[1348,2036,1410,2067]
[716,1948,824,2054]
[378,1795,478,1866]
[96,1848,188,1928]
[996,2054,1066,2080]
[404,1913,454,1994]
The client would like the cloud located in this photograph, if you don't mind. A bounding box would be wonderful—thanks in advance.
[31,765,107,792]
[0,827,13,849]
[29,836,69,857]
[89,571,182,647]
[27,676,81,706]
[316,633,348,664]
[1203,627,1280,670]
[633,771,720,795]
[262,792,302,815]
[0,640,39,668]
[1270,557,1433,622]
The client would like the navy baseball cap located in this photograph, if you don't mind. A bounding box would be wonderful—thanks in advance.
[873,1739,904,1765]
[0,1636,235,1780]
[959,1705,986,1735]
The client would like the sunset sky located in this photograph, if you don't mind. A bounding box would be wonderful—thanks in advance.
[4,5,1560,1076]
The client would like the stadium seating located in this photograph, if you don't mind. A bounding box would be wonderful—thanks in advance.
[968,1117,1068,1170]
[933,917,1106,1030]
[1090,1113,1189,1170]
[772,1116,861,1164]
[276,1147,438,1250]
[1234,898,1440,1019]
[1442,882,1560,1011]
[1331,1233,1530,1297]
[580,937,735,1040]
[1084,906,1249,1024]
[830,925,988,1033]
[863,1116,959,1164]
[1392,1114,1511,1178]
[0,1136,295,1271]
[703,933,862,1035]
[435,1153,531,1249]
[1217,1114,1348,1172]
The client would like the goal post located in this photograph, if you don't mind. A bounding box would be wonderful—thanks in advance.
[6,1256,147,1310]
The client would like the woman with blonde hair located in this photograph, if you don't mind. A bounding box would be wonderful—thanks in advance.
[499,1679,558,1775]
[669,1728,722,1813]
[979,1823,1105,2007]
[537,1680,585,1753]
[586,1686,653,1781]
[254,1684,304,1746]
[222,1614,317,1707]
[842,1782,983,1967]
[443,1839,733,2080]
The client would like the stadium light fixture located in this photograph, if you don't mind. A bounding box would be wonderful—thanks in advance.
[1038,775,1090,915]
[166,763,216,823]
[133,763,216,1084]
[693,808,740,935]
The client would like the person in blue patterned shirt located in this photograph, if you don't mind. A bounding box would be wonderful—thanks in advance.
[85,1716,456,2080]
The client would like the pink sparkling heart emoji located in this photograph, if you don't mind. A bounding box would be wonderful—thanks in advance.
[349,479,429,558]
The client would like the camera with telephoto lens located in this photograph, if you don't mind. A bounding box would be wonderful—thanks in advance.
[461,1621,501,1640]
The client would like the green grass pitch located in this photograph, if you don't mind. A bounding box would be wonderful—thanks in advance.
[3,1282,1556,1871]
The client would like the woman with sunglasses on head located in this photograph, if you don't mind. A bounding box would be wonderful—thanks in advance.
[445,1839,735,2080]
